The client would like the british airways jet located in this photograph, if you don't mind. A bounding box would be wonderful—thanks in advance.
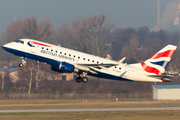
[2,38,177,83]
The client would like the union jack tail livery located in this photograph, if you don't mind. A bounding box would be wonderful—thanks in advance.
[141,45,177,75]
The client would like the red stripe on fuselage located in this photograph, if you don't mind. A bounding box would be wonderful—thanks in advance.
[141,62,163,75]
[28,41,51,47]
[149,50,175,59]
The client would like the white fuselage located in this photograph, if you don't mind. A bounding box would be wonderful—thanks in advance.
[2,39,163,82]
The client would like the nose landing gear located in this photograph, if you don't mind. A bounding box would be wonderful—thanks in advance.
[19,57,26,67]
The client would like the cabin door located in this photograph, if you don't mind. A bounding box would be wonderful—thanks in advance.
[31,45,37,53]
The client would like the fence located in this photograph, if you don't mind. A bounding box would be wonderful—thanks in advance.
[0,93,152,100]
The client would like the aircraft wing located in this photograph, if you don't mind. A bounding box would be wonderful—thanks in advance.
[77,57,126,68]
[72,57,126,75]
[75,63,127,78]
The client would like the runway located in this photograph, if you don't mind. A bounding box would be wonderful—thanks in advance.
[0,106,180,113]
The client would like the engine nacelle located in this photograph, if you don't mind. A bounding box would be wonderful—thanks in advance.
[51,62,78,73]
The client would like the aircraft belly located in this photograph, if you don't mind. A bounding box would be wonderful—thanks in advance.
[88,70,132,81]
[127,70,162,82]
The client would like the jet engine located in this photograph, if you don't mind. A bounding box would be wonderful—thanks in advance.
[51,62,79,73]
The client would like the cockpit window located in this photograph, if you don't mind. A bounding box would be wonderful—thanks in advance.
[14,39,24,44]
[19,41,24,44]
[14,40,20,43]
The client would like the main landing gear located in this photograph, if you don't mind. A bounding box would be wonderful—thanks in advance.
[76,72,88,83]
[19,57,26,67]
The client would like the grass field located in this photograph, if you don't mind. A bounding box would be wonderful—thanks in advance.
[0,99,179,120]
[0,99,179,108]
[0,111,180,120]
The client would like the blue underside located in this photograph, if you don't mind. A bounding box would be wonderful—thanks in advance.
[3,47,60,68]
[3,47,132,81]
[89,71,132,81]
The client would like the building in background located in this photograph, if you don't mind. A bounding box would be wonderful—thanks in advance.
[153,85,180,100]
[0,66,19,82]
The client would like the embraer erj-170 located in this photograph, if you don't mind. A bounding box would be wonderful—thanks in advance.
[2,38,177,83]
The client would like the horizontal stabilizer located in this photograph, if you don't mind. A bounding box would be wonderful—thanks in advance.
[148,75,173,82]
[148,75,174,78]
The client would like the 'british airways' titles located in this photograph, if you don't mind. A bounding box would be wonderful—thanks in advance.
[41,50,75,61]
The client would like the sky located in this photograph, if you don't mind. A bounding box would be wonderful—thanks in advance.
[0,0,179,32]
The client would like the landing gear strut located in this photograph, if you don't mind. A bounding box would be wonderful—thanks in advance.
[76,72,88,83]
[19,57,26,67]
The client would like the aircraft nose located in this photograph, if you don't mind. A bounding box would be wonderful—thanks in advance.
[2,43,11,51]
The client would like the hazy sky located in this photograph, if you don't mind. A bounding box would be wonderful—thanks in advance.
[0,0,179,31]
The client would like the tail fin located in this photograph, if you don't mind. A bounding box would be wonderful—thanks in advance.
[141,45,177,75]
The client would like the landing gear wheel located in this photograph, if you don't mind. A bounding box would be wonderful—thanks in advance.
[19,63,23,67]
[76,77,82,83]
[19,57,26,67]
[82,77,88,83]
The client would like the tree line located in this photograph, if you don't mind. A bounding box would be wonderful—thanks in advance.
[0,14,180,94]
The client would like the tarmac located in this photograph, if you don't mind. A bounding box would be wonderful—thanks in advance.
[0,106,180,113]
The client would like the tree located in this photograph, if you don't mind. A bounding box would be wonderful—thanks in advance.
[37,18,54,43]
[5,16,54,43]
[5,20,23,43]
[58,14,116,56]
[21,16,38,39]
[0,72,6,90]
[111,28,139,60]
[26,66,33,94]
[136,26,150,47]
[19,63,34,94]
[34,62,46,90]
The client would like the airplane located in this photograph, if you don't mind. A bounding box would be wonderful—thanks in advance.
[2,38,177,83]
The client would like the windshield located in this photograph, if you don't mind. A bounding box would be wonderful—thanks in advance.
[14,39,24,44]
[14,39,20,43]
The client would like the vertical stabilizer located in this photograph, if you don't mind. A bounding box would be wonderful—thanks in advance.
[141,45,177,75]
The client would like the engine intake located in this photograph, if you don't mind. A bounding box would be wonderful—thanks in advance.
[51,62,77,73]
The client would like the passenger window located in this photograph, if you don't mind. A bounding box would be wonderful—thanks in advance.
[115,66,117,68]
[46,48,48,50]
[92,60,94,62]
[97,61,99,64]
[69,54,71,56]
[83,58,85,60]
[88,59,90,61]
[74,55,76,57]
[51,49,53,52]
[64,53,66,55]
[119,68,121,70]
[78,57,80,59]
[60,52,62,54]
[55,51,57,53]
[42,47,44,49]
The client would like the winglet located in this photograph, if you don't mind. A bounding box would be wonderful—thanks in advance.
[118,57,126,64]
